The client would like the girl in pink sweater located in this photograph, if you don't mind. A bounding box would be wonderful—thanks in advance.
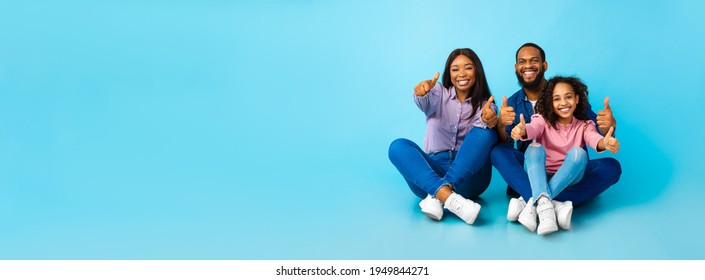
[510,76,620,235]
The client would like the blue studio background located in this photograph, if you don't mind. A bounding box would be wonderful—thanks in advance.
[1,0,704,259]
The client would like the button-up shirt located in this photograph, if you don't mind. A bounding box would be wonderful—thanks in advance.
[415,83,496,154]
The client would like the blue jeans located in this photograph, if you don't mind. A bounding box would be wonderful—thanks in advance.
[525,145,587,201]
[388,128,497,199]
[490,142,621,205]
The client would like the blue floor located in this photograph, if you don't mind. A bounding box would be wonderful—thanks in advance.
[0,116,702,259]
[1,1,704,259]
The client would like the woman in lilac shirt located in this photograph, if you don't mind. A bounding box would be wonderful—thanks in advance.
[388,48,498,225]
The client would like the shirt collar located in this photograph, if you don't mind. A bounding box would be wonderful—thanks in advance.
[519,88,530,102]
[556,116,578,129]
[451,87,472,103]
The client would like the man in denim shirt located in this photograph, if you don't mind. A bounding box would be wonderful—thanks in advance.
[491,43,622,206]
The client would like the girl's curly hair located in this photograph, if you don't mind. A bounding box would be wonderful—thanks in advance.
[535,76,591,129]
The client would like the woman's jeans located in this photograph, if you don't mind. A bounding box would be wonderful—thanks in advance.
[388,128,497,199]
[525,144,587,201]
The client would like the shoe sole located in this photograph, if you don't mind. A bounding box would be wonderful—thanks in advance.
[419,199,443,221]
[421,209,442,221]
[463,204,480,224]
[538,223,559,235]
[507,198,523,221]
[558,207,573,230]
[518,215,537,232]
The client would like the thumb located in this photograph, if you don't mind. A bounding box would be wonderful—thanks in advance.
[519,114,525,124]
[431,72,440,85]
[485,96,494,109]
[605,126,614,138]
[604,96,611,110]
[502,96,508,107]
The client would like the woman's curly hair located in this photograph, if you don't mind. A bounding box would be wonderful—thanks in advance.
[535,76,591,129]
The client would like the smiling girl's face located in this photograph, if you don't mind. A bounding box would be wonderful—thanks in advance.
[552,82,579,124]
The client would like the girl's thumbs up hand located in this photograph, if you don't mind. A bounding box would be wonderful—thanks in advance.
[511,114,526,141]
[603,126,620,154]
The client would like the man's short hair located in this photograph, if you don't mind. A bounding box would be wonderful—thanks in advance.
[516,42,546,62]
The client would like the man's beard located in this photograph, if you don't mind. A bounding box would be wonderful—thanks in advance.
[515,67,545,90]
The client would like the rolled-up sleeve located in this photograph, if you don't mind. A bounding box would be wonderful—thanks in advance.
[414,83,442,118]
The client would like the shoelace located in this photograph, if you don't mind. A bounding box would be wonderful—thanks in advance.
[446,196,463,212]
[538,206,554,222]
[450,197,477,220]
[452,200,464,212]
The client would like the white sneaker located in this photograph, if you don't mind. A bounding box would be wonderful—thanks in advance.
[517,197,537,232]
[553,200,573,230]
[419,195,443,220]
[443,193,481,224]
[537,198,559,235]
[507,196,526,222]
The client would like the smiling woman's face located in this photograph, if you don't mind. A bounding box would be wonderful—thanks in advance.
[449,55,475,94]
